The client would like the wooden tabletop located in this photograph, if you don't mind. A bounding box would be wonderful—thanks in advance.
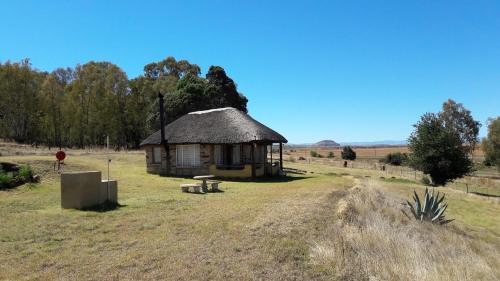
[193,175,215,180]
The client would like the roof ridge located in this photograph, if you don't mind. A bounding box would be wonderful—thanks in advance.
[188,107,235,115]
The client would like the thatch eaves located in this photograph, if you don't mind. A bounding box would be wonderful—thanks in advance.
[140,107,287,146]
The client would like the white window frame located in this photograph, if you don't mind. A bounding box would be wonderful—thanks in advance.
[214,145,223,165]
[232,144,241,164]
[176,144,201,167]
[152,147,162,164]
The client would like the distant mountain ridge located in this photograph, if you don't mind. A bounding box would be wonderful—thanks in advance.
[314,140,340,147]
[287,140,407,147]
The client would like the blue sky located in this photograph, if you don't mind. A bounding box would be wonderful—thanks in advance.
[1,1,499,143]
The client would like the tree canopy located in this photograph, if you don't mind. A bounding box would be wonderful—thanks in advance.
[482,117,500,171]
[341,146,356,160]
[0,57,248,148]
[408,101,479,186]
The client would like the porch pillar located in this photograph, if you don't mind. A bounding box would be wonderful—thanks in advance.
[251,143,256,178]
[279,142,283,171]
[271,143,273,163]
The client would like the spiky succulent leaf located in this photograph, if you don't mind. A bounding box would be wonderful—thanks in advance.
[406,189,452,225]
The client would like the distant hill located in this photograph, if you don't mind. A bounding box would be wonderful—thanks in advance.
[314,140,340,147]
[339,140,407,146]
[286,140,407,148]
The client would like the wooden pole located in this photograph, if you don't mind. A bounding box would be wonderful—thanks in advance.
[279,143,283,171]
[270,143,273,176]
[251,143,256,178]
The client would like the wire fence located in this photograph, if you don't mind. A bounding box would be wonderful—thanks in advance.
[282,155,500,198]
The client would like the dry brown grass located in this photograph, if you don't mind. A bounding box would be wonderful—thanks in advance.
[1,149,499,280]
[0,153,355,280]
[310,179,500,281]
[286,145,484,160]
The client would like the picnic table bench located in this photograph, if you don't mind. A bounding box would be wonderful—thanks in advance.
[206,180,221,191]
[180,175,222,193]
[180,183,202,193]
[193,175,215,192]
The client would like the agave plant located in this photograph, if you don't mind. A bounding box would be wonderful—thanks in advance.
[404,188,454,225]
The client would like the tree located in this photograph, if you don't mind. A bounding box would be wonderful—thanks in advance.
[440,99,480,155]
[383,152,408,166]
[40,68,74,148]
[408,113,473,186]
[205,66,248,113]
[341,146,356,160]
[0,57,249,149]
[0,59,46,144]
[66,61,129,148]
[482,117,500,171]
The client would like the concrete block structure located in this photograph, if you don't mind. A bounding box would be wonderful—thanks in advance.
[101,180,118,204]
[61,171,118,210]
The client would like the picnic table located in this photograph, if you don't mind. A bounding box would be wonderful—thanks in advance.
[193,175,215,192]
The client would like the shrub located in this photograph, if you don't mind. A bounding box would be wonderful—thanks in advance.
[17,165,32,182]
[310,150,318,157]
[421,176,431,186]
[341,146,356,160]
[298,156,306,160]
[403,188,453,225]
[0,171,13,188]
[327,151,334,158]
[383,152,408,166]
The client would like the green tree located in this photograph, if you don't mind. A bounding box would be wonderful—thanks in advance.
[440,99,481,155]
[408,113,473,186]
[384,152,408,166]
[205,66,248,113]
[67,61,129,148]
[341,146,356,160]
[482,117,500,170]
[40,68,74,148]
[0,59,46,144]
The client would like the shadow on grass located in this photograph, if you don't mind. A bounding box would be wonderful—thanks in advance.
[80,200,126,212]
[171,175,310,183]
[185,189,226,195]
[469,192,500,198]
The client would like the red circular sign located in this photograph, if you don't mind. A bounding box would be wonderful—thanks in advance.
[56,151,66,161]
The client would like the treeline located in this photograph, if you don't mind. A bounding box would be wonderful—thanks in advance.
[0,57,248,149]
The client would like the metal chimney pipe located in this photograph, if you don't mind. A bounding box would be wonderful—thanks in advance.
[158,93,169,176]
[158,93,166,145]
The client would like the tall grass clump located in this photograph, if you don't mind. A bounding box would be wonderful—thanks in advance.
[310,182,499,281]
[0,170,13,188]
[17,165,32,182]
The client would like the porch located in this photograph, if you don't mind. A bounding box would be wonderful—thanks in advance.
[208,142,284,178]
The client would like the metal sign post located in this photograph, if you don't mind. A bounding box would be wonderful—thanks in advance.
[106,136,110,202]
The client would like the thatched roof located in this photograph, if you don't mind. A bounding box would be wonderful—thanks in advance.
[140,107,287,146]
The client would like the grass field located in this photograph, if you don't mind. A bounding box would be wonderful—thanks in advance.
[286,145,486,162]
[1,151,499,280]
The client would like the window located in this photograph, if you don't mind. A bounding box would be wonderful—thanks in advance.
[232,144,241,164]
[176,144,200,167]
[152,147,162,164]
[214,144,242,166]
[255,145,265,163]
[214,145,223,165]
